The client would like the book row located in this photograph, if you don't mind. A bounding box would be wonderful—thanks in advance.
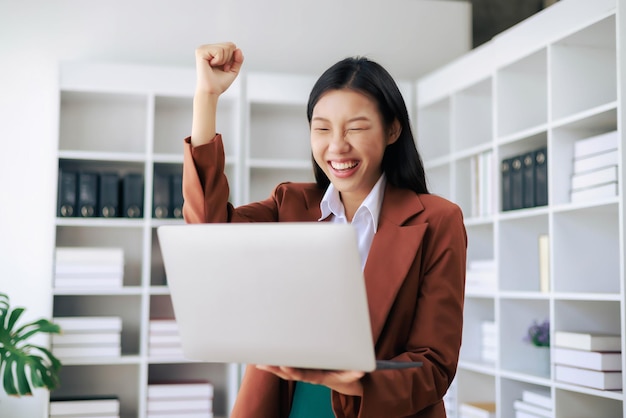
[149,319,184,359]
[501,146,547,212]
[57,169,184,219]
[54,247,125,289]
[52,316,123,360]
[459,388,553,418]
[49,381,215,418]
[553,331,622,390]
[148,381,214,417]
[570,130,619,203]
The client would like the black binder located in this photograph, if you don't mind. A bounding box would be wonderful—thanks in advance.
[509,155,523,210]
[57,170,77,217]
[501,158,512,212]
[153,172,170,219]
[534,147,548,207]
[522,151,535,208]
[170,173,183,219]
[98,173,119,218]
[122,173,144,218]
[77,172,98,217]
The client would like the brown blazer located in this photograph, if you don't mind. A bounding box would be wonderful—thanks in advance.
[183,135,467,418]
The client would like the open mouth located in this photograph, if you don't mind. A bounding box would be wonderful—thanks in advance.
[329,160,359,171]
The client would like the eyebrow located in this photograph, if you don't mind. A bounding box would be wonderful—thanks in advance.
[311,116,371,123]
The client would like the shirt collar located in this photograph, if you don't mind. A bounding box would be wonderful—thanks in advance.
[319,174,387,232]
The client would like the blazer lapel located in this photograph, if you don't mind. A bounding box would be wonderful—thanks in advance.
[363,185,427,343]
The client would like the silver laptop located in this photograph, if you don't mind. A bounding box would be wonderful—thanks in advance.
[157,222,421,372]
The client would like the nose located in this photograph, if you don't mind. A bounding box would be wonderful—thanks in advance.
[328,129,350,153]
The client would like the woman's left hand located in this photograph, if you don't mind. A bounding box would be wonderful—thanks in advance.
[255,365,365,396]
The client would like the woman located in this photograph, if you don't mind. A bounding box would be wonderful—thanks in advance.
[182,42,467,418]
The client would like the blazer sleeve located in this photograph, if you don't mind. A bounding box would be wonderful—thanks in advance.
[334,201,467,418]
[182,135,280,223]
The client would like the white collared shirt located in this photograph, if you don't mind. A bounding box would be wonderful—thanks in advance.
[318,174,386,270]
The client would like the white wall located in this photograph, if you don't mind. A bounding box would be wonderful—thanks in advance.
[0,1,470,416]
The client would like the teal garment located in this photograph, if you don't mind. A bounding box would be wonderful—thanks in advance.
[288,382,335,418]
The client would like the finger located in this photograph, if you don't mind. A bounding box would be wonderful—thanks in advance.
[225,48,245,73]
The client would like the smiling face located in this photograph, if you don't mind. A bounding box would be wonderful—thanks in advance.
[310,89,399,210]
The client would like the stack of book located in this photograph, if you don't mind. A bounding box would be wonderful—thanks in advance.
[54,247,124,289]
[147,381,214,418]
[153,171,184,219]
[465,259,496,293]
[470,150,495,218]
[553,330,622,390]
[513,388,552,418]
[52,316,122,359]
[570,130,619,203]
[501,146,548,211]
[458,401,496,418]
[57,170,144,219]
[148,318,184,359]
[481,320,497,363]
[49,396,120,418]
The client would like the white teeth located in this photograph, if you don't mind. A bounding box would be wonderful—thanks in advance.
[330,161,358,170]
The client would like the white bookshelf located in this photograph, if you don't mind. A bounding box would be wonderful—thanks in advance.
[53,62,243,418]
[417,0,625,417]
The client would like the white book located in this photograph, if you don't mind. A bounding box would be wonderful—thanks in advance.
[149,346,184,357]
[149,334,181,345]
[570,181,618,203]
[513,400,552,418]
[515,411,545,418]
[55,263,124,276]
[521,389,552,410]
[147,398,212,412]
[55,247,124,264]
[555,364,622,390]
[481,334,497,349]
[572,149,619,173]
[553,347,622,371]
[54,276,123,288]
[571,165,618,190]
[52,344,121,358]
[468,259,496,271]
[538,234,549,293]
[481,320,497,336]
[148,381,214,399]
[52,332,121,345]
[573,130,618,158]
[554,331,621,351]
[54,316,123,332]
[149,319,179,333]
[49,398,120,415]
[459,402,496,418]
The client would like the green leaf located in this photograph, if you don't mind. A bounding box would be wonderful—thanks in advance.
[2,356,18,396]
[6,307,25,334]
[14,319,61,342]
[0,293,62,396]
[15,355,32,396]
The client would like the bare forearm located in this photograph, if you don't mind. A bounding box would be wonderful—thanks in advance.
[191,93,220,147]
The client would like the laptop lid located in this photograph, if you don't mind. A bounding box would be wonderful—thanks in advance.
[158,222,379,372]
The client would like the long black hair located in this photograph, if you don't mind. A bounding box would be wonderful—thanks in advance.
[307,57,429,195]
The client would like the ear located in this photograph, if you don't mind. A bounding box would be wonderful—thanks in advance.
[386,119,401,145]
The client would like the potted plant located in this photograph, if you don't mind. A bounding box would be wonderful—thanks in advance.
[0,292,62,396]
[525,319,550,347]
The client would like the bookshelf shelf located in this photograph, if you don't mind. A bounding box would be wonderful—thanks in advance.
[417,0,625,415]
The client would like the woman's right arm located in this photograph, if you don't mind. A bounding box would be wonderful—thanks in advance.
[191,42,244,146]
